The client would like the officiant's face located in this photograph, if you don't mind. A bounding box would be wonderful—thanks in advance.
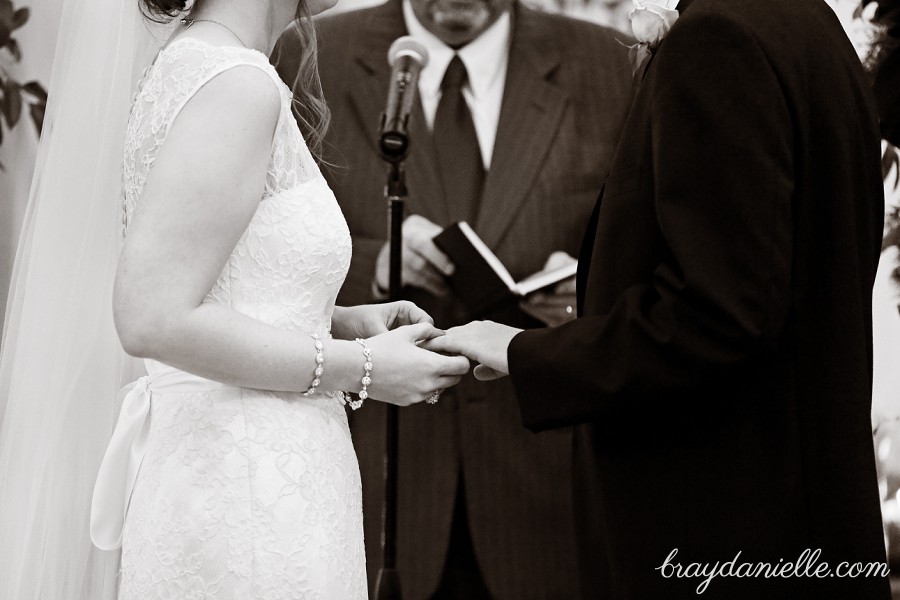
[411,0,513,48]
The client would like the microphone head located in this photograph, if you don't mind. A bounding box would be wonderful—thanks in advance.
[387,36,429,69]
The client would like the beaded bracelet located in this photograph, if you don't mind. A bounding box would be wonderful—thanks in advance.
[347,337,373,410]
[303,334,325,397]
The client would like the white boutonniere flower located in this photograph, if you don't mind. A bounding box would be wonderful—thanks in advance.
[630,0,680,50]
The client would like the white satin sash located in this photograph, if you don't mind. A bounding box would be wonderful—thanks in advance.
[90,370,230,550]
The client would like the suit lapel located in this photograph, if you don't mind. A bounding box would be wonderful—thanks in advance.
[474,5,568,248]
[346,0,448,223]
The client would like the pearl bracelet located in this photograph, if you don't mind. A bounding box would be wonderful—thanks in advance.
[347,337,373,410]
[303,334,325,397]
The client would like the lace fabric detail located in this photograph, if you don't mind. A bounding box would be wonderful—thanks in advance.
[118,38,363,598]
[123,38,318,229]
[120,388,366,600]
[122,37,352,334]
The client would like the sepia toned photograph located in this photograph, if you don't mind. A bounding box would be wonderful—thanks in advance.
[1,0,900,598]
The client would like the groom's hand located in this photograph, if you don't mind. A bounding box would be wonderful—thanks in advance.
[423,320,522,381]
[472,364,507,381]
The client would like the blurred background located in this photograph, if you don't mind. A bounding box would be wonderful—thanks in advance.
[2,0,900,584]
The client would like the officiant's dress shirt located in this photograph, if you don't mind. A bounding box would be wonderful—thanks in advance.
[402,0,510,168]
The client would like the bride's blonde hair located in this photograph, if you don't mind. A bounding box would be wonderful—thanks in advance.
[285,5,330,160]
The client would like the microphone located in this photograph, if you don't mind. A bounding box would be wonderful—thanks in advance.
[379,36,429,162]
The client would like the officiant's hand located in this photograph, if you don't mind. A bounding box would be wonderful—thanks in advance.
[375,215,456,297]
[519,251,577,327]
[331,301,434,340]
[423,320,522,381]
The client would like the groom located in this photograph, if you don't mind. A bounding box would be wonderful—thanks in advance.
[428,0,892,597]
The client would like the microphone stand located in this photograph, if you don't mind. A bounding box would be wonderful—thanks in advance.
[374,151,407,600]
[376,40,426,596]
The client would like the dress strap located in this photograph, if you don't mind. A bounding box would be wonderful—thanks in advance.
[167,38,290,134]
[161,40,288,154]
[123,38,290,227]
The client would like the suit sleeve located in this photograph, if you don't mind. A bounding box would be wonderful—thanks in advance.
[509,14,794,431]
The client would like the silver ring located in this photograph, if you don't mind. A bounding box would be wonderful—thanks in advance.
[565,305,573,314]
[426,390,441,404]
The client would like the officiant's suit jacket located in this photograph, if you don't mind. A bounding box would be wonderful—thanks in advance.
[508,0,891,598]
[274,3,632,597]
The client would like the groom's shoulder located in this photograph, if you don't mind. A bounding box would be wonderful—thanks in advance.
[651,0,866,125]
[662,0,858,87]
[680,0,846,52]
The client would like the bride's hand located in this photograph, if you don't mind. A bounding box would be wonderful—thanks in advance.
[331,301,433,340]
[364,323,470,406]
[422,321,522,381]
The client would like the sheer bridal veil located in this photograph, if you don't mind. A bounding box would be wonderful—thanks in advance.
[0,0,166,596]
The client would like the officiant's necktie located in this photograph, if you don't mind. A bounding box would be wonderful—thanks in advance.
[433,55,485,224]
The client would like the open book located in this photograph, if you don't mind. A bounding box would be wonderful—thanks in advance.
[432,221,578,314]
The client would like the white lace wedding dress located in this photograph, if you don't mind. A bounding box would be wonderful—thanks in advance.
[113,37,366,599]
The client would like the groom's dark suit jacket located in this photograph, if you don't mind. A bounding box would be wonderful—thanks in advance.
[509,0,891,598]
[274,2,632,598]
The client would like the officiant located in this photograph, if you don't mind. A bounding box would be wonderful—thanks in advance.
[275,1,632,596]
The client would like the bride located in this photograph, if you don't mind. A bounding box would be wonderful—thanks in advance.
[0,0,469,596]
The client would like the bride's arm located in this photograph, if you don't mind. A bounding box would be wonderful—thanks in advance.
[114,66,468,404]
